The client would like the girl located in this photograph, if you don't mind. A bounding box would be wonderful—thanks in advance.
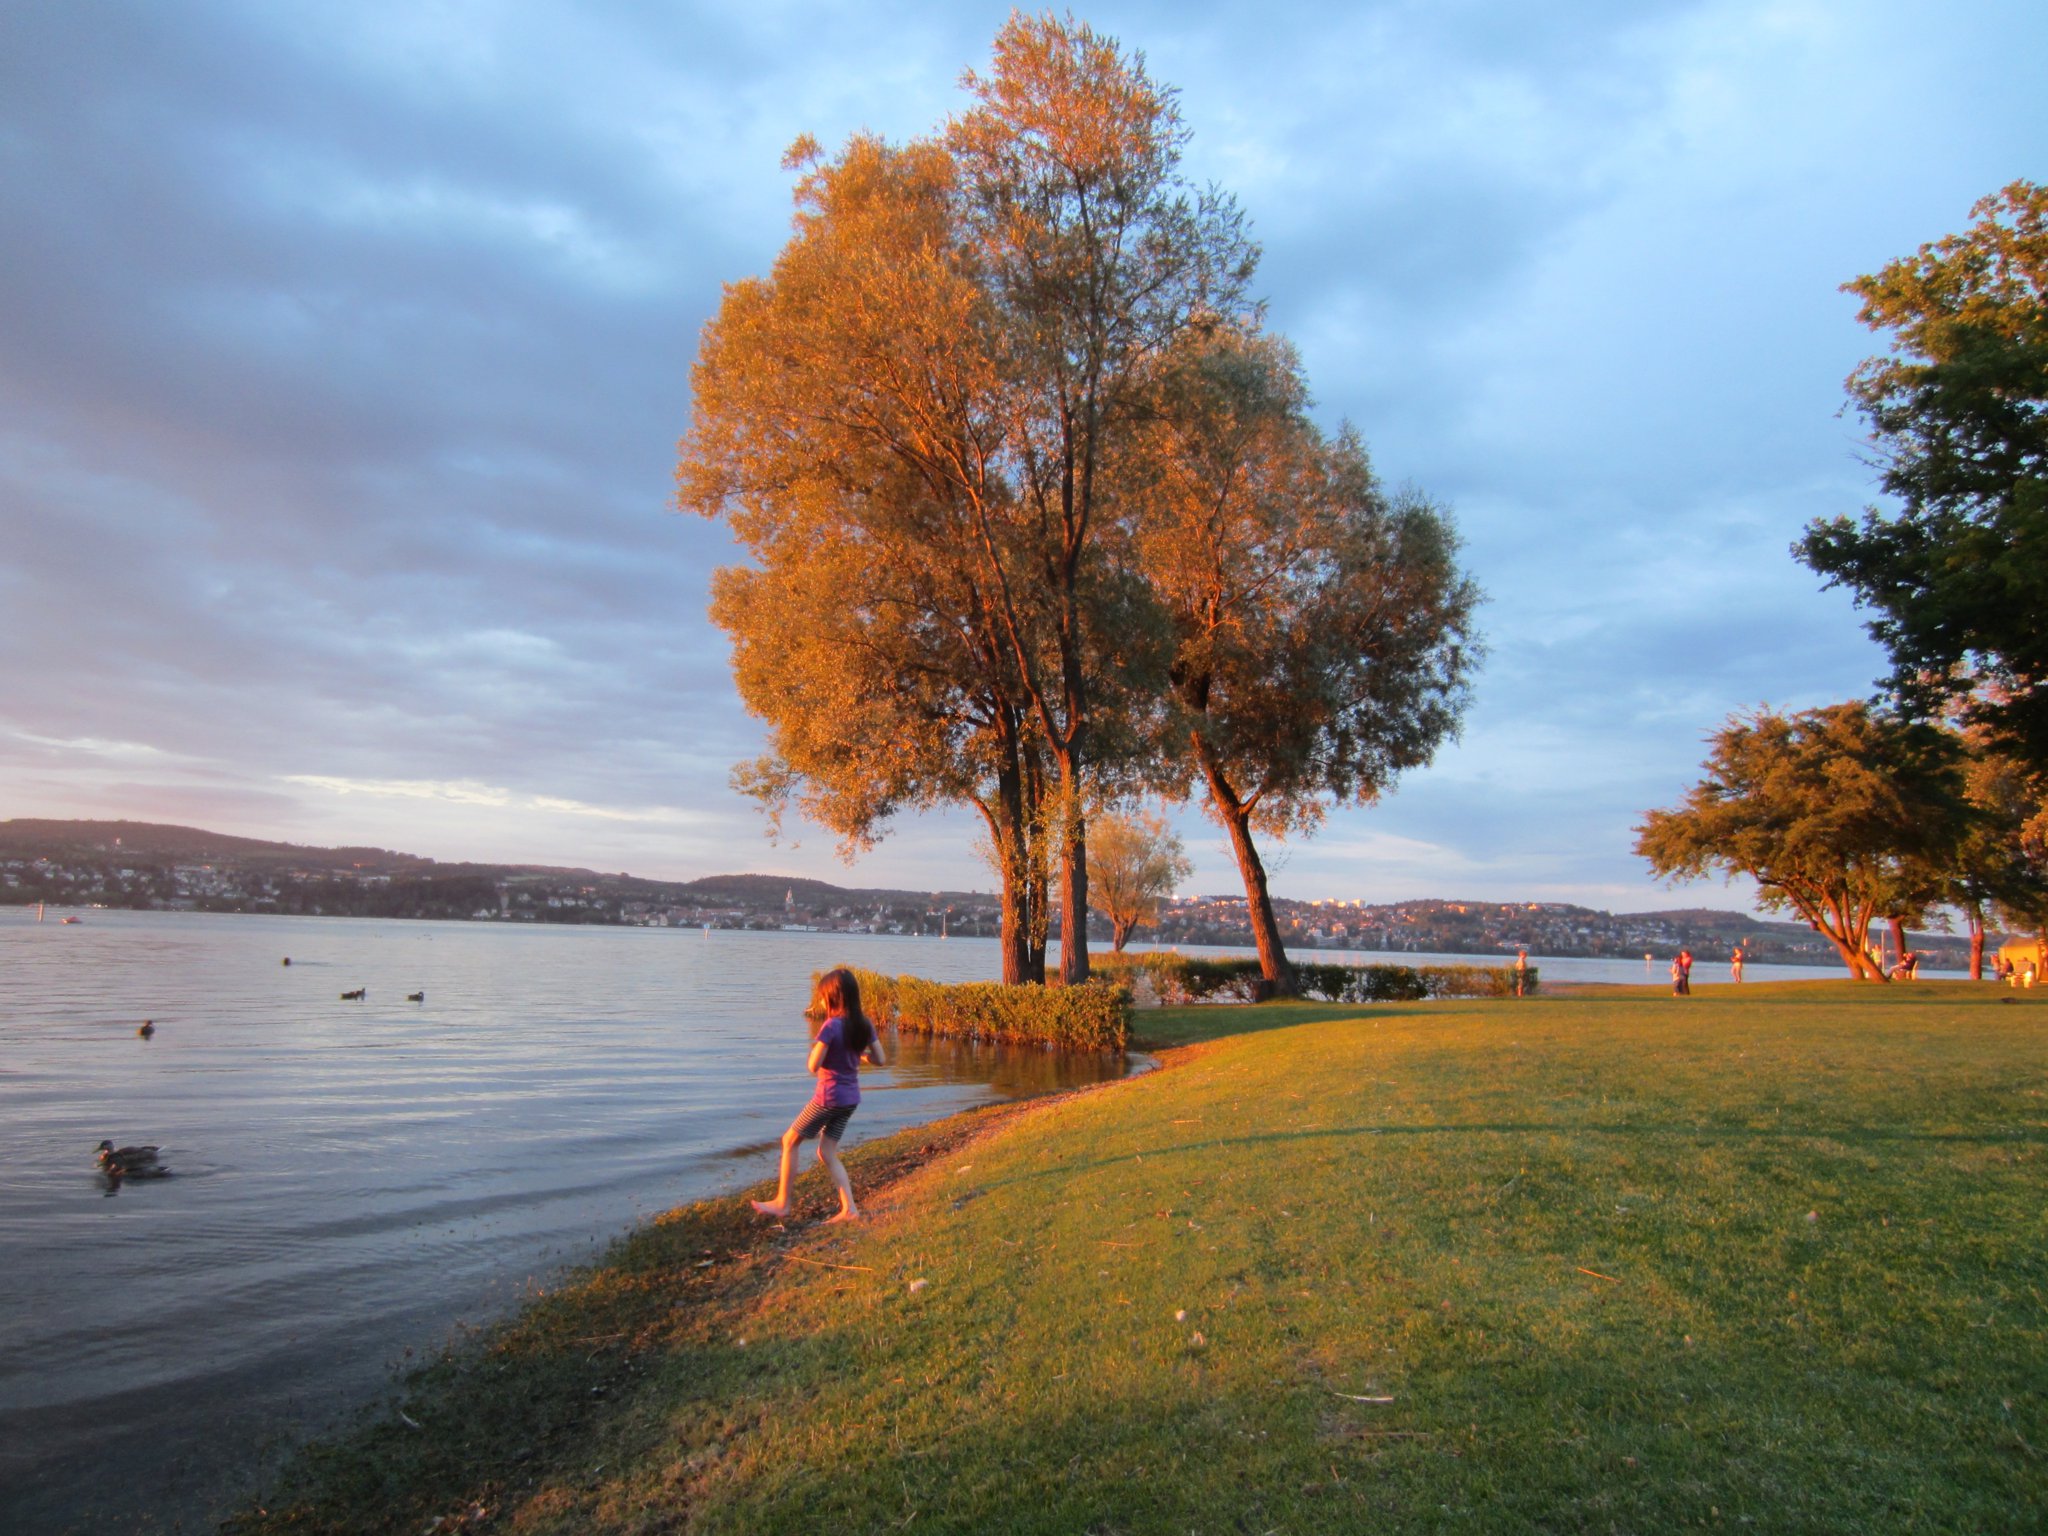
[750,967,887,1223]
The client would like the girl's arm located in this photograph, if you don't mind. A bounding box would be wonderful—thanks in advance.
[863,1032,887,1068]
[806,1038,829,1075]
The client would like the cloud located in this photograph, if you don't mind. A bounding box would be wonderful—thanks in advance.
[2,0,2043,912]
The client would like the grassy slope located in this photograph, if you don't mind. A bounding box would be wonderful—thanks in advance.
[232,983,2046,1535]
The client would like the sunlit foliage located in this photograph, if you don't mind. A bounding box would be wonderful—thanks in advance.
[1131,330,1480,990]
[1085,809,1191,951]
[1636,702,1968,979]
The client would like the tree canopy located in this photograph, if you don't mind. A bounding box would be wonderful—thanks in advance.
[1131,329,1480,990]
[1797,180,2048,767]
[679,14,1256,983]
[1635,702,1968,980]
[679,15,1472,986]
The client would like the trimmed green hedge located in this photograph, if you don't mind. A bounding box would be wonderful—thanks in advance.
[846,969,1131,1054]
[1093,950,1538,1003]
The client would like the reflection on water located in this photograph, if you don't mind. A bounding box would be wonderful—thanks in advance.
[0,910,1125,1535]
[887,1027,1124,1099]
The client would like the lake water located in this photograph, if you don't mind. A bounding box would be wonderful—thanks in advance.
[0,910,1127,1534]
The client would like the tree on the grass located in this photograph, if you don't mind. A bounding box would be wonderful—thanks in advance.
[1086,809,1192,951]
[1797,181,2048,768]
[945,14,1257,982]
[1131,330,1479,994]
[680,136,1056,982]
[1635,702,1968,980]
[680,15,1257,985]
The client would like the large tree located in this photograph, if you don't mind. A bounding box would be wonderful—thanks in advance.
[1132,330,1480,994]
[679,136,1055,981]
[680,15,1254,984]
[944,14,1257,980]
[1635,702,1968,980]
[1797,180,2048,766]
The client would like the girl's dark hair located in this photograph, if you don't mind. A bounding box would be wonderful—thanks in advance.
[814,967,874,1055]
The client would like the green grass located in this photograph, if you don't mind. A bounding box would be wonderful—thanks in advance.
[231,982,2047,1534]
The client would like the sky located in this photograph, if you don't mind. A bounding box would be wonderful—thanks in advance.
[2,0,2042,913]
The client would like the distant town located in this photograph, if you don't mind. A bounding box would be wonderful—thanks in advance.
[0,818,1975,968]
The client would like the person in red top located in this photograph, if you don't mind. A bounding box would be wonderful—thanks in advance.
[750,967,887,1223]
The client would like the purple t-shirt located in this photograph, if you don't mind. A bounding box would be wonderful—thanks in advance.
[811,1014,863,1108]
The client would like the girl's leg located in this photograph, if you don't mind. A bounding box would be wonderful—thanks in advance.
[817,1135,858,1222]
[750,1119,805,1217]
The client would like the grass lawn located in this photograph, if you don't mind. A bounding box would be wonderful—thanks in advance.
[230,982,2046,1534]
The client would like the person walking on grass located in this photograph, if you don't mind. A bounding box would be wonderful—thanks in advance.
[751,966,886,1223]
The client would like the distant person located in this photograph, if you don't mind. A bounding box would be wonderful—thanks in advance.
[1730,945,1745,983]
[1671,955,1684,996]
[750,967,886,1223]
[1677,947,1694,996]
[1514,948,1528,997]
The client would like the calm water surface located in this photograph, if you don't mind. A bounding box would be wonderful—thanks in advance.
[0,910,1125,1533]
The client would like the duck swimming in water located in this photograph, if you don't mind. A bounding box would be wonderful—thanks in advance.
[138,1020,155,1038]
[405,991,424,1003]
[96,1140,168,1176]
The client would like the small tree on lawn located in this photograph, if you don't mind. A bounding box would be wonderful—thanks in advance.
[1635,702,1968,980]
[1087,809,1192,951]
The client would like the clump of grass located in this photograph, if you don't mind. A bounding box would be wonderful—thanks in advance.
[233,982,2047,1534]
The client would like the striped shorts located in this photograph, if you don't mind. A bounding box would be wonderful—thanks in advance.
[790,1099,857,1143]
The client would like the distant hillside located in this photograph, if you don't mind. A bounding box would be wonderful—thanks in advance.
[0,819,426,870]
[0,819,989,908]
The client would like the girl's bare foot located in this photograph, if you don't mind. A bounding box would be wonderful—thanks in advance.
[750,1198,788,1217]
[824,1208,860,1224]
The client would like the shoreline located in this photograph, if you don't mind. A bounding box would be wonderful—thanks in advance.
[222,1073,1135,1534]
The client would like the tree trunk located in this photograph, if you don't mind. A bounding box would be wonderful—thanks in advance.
[1793,891,1887,981]
[1112,916,1136,951]
[997,878,1028,984]
[977,790,1030,987]
[1887,915,1908,974]
[1966,905,1986,980]
[1055,757,1090,985]
[1194,732,1293,996]
[1023,858,1048,985]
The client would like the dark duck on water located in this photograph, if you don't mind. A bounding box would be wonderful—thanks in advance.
[95,1140,169,1177]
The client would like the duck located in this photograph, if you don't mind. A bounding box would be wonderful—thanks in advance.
[137,1020,155,1038]
[340,987,366,1001]
[96,1140,167,1176]
[406,991,424,1003]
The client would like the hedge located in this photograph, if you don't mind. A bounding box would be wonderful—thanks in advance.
[844,969,1131,1054]
[1093,950,1537,1003]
